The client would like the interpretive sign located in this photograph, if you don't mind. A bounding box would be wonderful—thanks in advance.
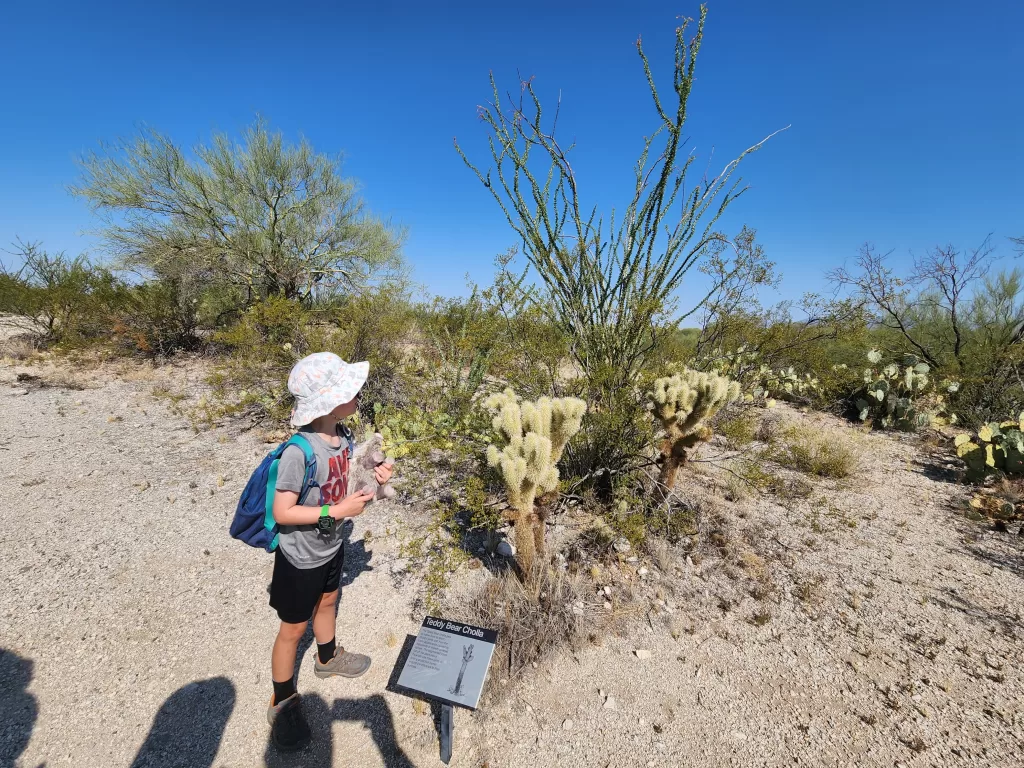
[396,616,498,710]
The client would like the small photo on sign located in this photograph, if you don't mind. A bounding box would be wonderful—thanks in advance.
[395,616,498,710]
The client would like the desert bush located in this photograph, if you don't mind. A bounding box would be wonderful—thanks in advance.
[112,278,205,356]
[713,408,759,447]
[483,389,586,577]
[208,297,326,421]
[0,241,130,348]
[369,402,490,461]
[769,424,861,479]
[328,284,416,410]
[208,286,415,424]
[420,286,503,415]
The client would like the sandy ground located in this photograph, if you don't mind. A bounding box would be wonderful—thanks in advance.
[1,360,1021,768]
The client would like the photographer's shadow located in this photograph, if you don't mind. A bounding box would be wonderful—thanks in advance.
[263,693,415,768]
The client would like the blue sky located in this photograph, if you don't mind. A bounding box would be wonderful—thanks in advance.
[2,0,1021,310]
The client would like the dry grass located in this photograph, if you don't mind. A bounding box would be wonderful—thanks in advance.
[0,334,36,361]
[770,424,861,479]
[466,567,604,697]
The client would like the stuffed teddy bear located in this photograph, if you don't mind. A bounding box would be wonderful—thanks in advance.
[349,432,396,503]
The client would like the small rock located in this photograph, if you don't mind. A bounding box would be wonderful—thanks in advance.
[634,649,652,660]
[562,718,573,730]
[216,475,226,487]
[604,601,612,611]
[638,567,649,577]
[10,389,29,396]
[731,731,747,741]
[603,586,612,596]
[613,538,632,554]
[603,696,617,710]
[496,540,516,557]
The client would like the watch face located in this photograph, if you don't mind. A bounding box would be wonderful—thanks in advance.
[317,516,334,532]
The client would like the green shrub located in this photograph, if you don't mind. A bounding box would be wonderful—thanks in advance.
[0,242,130,348]
[713,408,759,447]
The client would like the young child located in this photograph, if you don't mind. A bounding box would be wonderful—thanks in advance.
[266,351,393,752]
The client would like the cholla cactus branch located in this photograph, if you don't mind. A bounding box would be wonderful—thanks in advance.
[484,388,586,577]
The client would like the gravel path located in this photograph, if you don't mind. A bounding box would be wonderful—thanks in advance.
[1,364,1021,767]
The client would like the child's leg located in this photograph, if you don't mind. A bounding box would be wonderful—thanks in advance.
[309,588,369,676]
[311,590,338,645]
[271,620,307,698]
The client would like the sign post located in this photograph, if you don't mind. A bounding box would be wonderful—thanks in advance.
[395,616,498,764]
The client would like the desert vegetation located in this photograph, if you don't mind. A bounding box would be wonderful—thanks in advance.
[2,3,1023,717]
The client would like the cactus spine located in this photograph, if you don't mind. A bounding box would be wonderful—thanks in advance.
[649,369,740,501]
[484,388,586,577]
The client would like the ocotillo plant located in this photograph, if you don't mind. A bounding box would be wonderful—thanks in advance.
[649,369,740,502]
[484,388,587,577]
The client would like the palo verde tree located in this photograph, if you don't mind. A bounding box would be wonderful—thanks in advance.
[72,119,404,313]
[455,5,783,401]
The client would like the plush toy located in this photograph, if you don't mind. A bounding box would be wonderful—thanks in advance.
[349,432,396,503]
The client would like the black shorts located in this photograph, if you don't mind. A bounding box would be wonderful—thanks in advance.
[269,546,344,624]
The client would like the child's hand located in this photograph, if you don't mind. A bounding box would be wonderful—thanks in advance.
[332,490,375,519]
[374,463,394,485]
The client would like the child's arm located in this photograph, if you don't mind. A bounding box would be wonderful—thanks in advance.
[272,489,375,525]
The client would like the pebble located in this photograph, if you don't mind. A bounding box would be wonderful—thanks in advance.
[603,696,617,710]
[496,540,515,557]
[562,718,573,730]
[634,649,652,660]
[638,567,649,577]
[10,389,29,396]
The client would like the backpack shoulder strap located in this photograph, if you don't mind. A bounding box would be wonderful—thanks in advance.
[284,433,320,501]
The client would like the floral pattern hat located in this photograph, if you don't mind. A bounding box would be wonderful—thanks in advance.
[287,352,369,427]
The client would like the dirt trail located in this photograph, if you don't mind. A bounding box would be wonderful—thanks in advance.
[1,365,1021,767]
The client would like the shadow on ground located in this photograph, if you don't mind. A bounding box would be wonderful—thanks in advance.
[0,648,37,768]
[130,677,236,768]
[263,694,417,768]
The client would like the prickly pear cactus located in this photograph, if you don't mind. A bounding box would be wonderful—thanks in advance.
[955,412,1024,481]
[648,369,740,501]
[855,350,933,431]
[751,365,820,403]
[483,388,586,577]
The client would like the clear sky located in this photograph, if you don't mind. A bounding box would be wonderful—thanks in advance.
[2,0,1021,309]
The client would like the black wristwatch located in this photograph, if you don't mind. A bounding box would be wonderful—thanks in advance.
[317,504,334,533]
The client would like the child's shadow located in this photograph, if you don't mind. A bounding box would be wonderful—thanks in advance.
[263,693,415,768]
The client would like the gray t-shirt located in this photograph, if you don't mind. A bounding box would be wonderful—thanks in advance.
[275,425,352,568]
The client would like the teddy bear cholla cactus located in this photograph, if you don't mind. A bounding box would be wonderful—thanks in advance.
[484,389,586,577]
[649,369,740,501]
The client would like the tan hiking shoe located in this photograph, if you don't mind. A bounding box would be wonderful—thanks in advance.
[313,647,372,678]
[267,693,310,752]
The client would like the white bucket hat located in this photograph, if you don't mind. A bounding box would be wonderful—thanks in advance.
[287,352,369,427]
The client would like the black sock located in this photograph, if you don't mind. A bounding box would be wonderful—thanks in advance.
[317,637,336,664]
[273,678,296,705]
